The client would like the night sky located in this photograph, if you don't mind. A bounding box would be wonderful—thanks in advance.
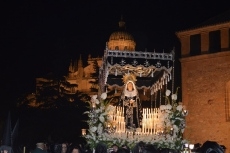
[1,0,230,108]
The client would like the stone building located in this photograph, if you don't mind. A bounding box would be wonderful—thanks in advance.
[65,55,102,95]
[176,10,230,152]
[64,17,137,96]
[35,17,137,100]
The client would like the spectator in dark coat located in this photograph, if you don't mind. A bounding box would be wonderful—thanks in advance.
[0,145,14,153]
[31,142,47,153]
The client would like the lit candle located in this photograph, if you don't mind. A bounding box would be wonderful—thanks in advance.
[112,121,116,128]
[170,127,174,136]
[82,129,87,136]
[92,102,96,108]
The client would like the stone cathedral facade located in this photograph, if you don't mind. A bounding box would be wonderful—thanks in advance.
[35,18,137,99]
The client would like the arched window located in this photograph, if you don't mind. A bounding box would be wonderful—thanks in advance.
[115,46,119,50]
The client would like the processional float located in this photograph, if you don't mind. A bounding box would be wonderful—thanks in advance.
[83,47,189,151]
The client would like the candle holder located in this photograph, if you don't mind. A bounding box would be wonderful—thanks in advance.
[104,123,116,134]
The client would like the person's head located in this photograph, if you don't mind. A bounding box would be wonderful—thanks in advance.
[132,141,145,153]
[144,144,159,153]
[3,150,8,153]
[36,142,45,150]
[95,142,107,153]
[112,144,118,152]
[127,82,134,91]
[117,148,129,153]
[72,148,80,153]
[70,145,81,153]
[61,143,68,153]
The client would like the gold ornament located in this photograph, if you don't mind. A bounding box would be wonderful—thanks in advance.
[122,73,137,84]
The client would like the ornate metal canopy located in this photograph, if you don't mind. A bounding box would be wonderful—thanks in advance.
[99,48,175,96]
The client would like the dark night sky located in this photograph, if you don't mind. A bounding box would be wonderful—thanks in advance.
[1,0,230,107]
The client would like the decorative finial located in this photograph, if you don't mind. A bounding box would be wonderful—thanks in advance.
[119,15,126,30]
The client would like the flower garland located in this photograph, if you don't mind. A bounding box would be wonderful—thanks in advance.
[83,89,189,151]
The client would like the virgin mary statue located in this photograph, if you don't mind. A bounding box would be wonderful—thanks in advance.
[120,73,142,129]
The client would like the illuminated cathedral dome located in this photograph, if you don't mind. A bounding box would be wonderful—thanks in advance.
[108,17,136,51]
[109,31,134,41]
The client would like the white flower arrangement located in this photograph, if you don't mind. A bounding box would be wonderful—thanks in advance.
[83,92,116,149]
[83,89,189,151]
[160,88,188,139]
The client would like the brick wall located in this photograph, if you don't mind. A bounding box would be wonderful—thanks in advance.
[180,51,230,152]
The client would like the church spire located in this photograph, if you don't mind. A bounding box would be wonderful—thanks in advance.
[77,54,84,78]
[69,59,74,72]
[78,54,83,67]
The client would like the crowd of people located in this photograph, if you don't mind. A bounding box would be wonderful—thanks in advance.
[27,140,161,153]
[1,140,211,153]
[93,141,160,153]
[30,141,87,153]
[1,139,223,153]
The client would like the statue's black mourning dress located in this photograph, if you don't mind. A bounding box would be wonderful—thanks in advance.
[119,81,142,129]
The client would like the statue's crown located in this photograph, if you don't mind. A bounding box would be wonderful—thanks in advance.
[122,73,137,84]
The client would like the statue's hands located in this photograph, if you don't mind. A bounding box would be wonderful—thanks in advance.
[130,99,135,104]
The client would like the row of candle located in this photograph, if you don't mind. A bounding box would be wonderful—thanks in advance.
[111,107,164,134]
[113,106,126,132]
[142,108,160,134]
